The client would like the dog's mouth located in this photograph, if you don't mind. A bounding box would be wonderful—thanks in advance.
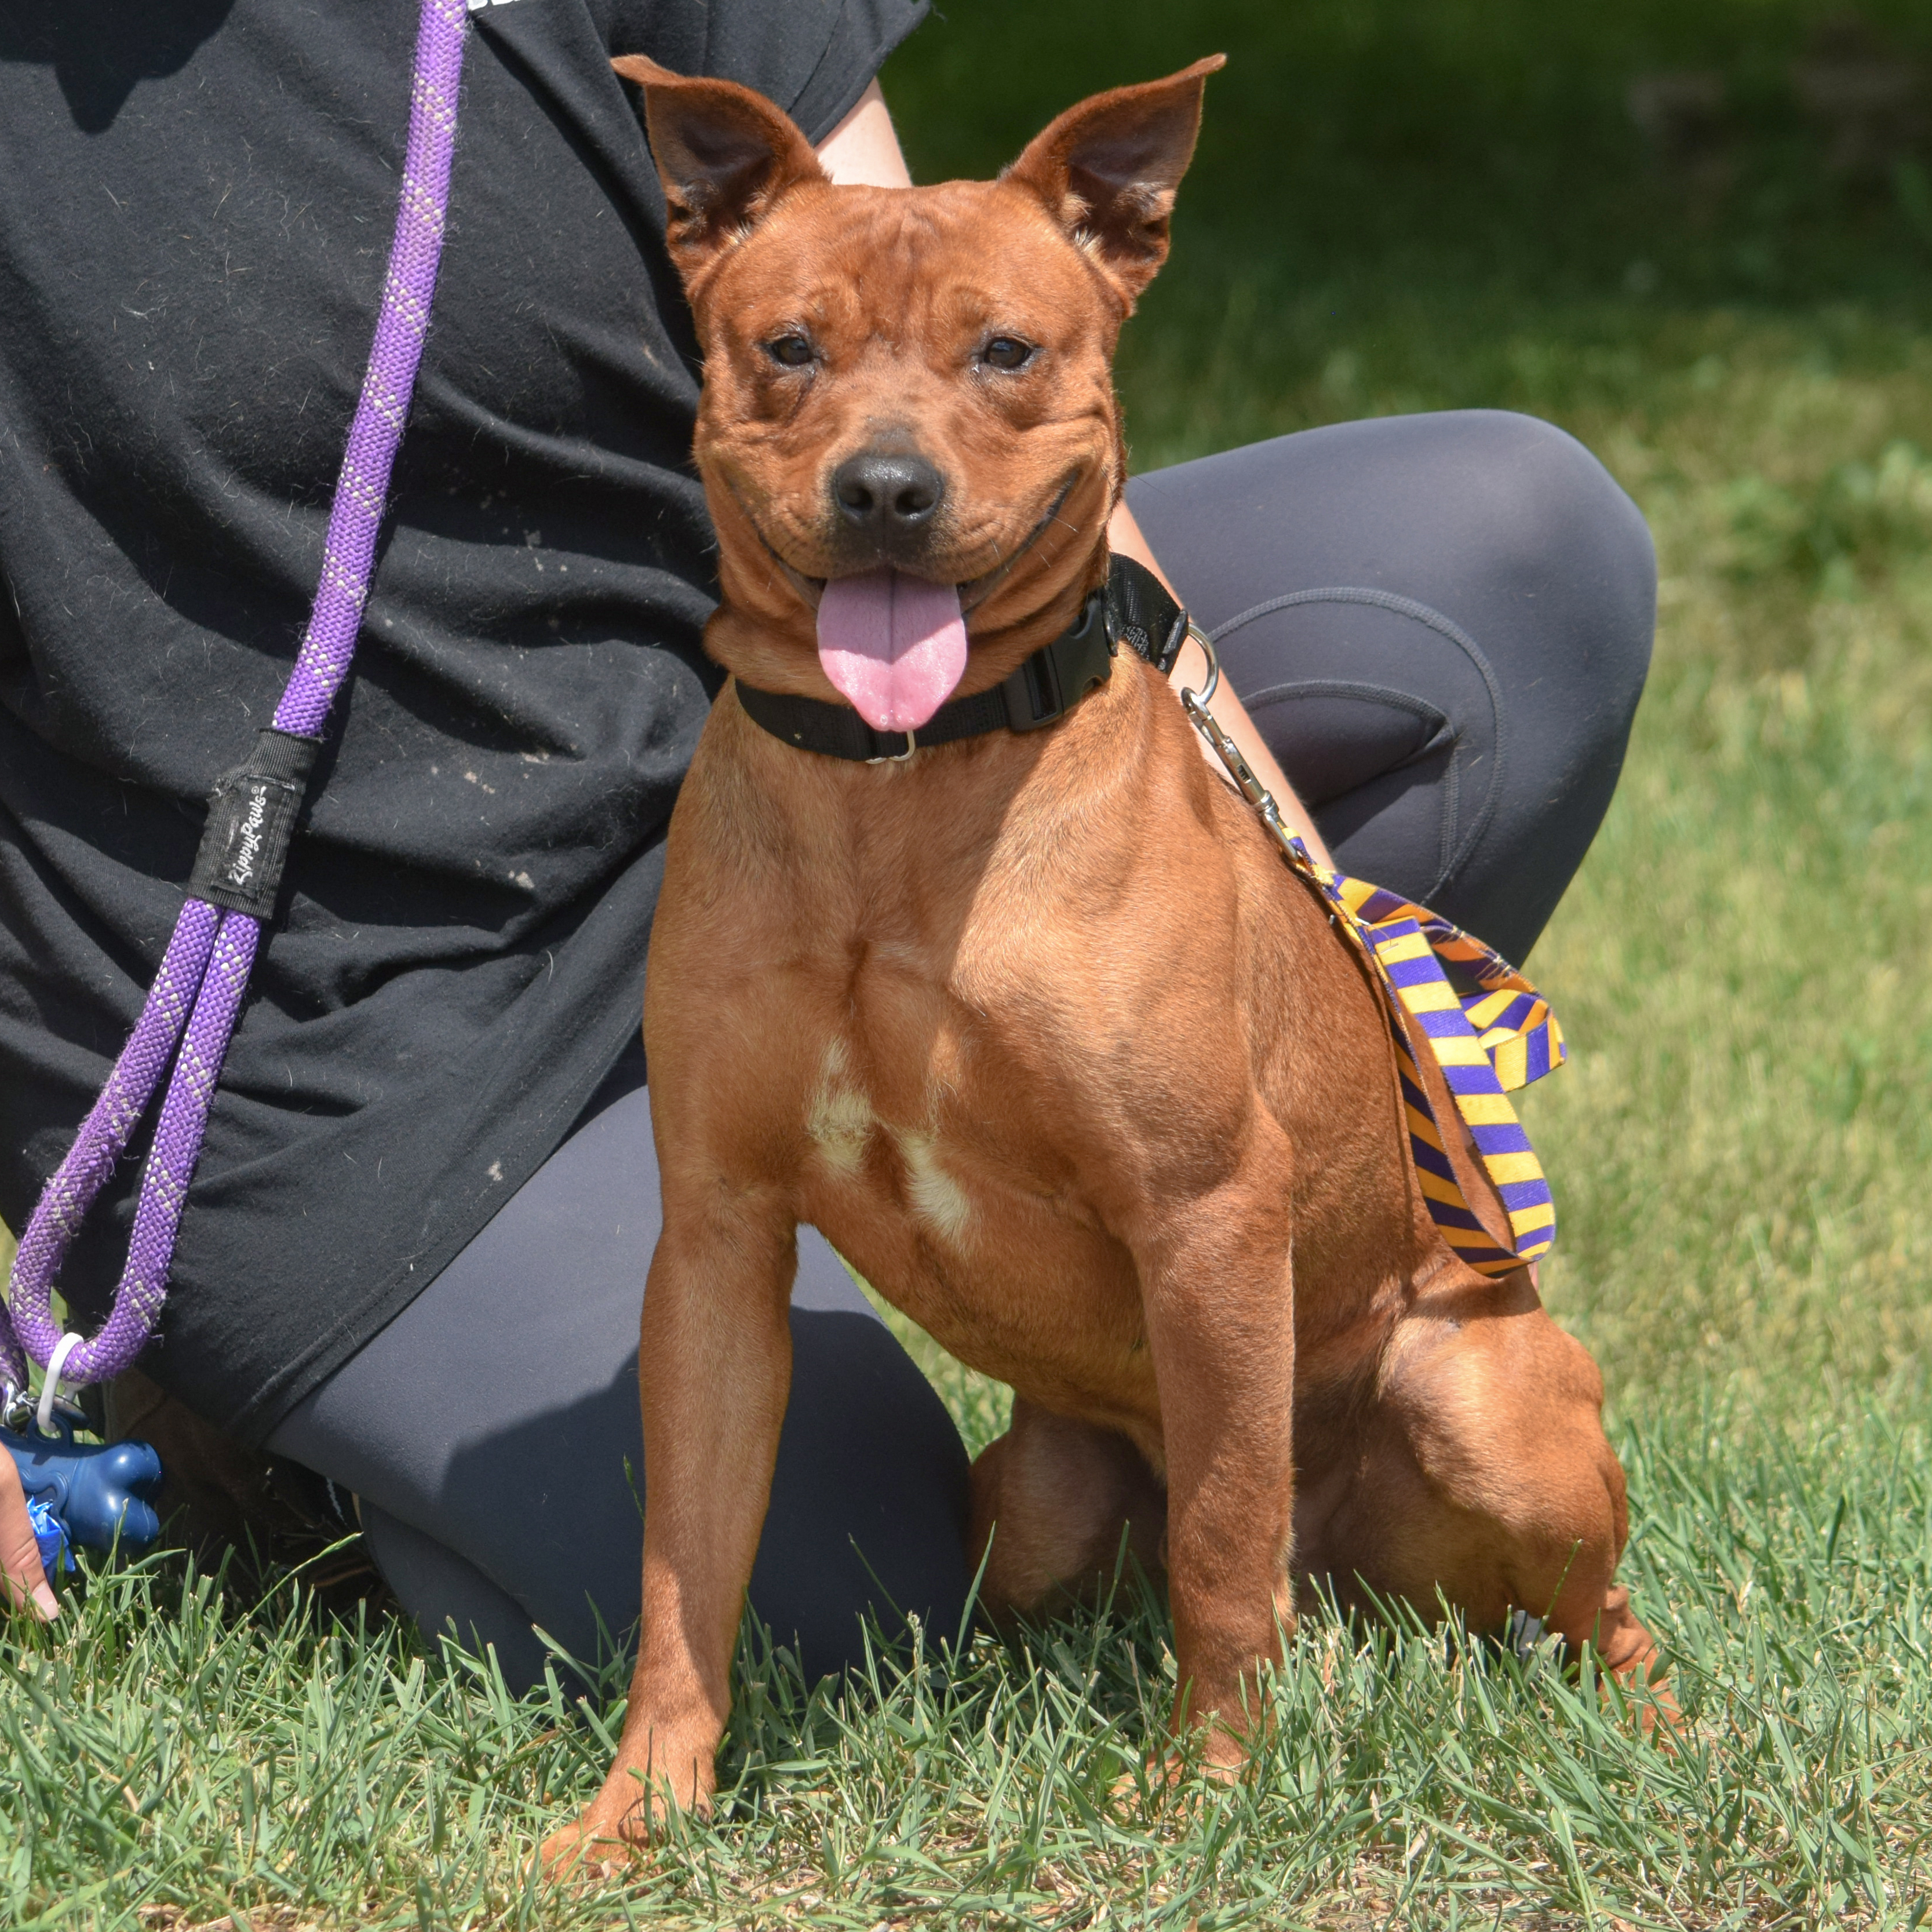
[743,479,1082,734]
[808,573,968,732]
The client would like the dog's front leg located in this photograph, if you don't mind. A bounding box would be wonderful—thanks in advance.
[1139,1153,1298,1776]
[544,1183,797,1868]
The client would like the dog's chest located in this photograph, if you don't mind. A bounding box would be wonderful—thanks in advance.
[800,1031,1007,1246]
[807,1043,974,1236]
[793,1026,1151,1403]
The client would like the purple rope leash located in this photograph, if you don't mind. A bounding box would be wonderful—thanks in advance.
[1,0,469,1409]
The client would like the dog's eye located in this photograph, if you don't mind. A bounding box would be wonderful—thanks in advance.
[763,334,815,369]
[980,336,1036,371]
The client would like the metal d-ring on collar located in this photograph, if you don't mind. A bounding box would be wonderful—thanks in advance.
[1178,621,1219,709]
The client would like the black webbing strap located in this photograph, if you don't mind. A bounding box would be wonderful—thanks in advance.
[735,555,1188,763]
[1102,551,1190,676]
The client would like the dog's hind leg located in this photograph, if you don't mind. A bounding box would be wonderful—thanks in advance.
[969,1398,1168,1620]
[1298,1264,1665,1690]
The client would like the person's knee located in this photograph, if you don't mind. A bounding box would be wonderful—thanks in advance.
[1455,410,1648,549]
[1454,410,1656,698]
[359,1501,560,1693]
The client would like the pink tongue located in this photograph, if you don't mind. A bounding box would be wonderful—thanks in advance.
[816,571,968,734]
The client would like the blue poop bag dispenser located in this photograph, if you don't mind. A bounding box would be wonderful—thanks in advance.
[3,1389,163,1577]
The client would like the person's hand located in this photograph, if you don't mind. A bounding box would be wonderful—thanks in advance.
[2,1444,60,1621]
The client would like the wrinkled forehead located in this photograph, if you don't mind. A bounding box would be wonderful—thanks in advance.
[702,180,1108,341]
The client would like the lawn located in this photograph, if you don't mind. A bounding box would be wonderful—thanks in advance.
[6,1,1932,1925]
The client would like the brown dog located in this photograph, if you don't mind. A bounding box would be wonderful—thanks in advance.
[549,55,1660,1863]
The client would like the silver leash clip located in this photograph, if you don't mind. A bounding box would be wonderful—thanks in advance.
[1179,626,1303,865]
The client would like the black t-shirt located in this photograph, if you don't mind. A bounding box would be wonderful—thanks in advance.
[0,0,925,1441]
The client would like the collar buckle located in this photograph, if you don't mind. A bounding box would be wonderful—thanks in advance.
[1001,585,1106,733]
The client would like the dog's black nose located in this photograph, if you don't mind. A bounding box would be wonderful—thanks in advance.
[830,451,945,533]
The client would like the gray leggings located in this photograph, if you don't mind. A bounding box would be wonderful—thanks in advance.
[269,410,1655,1688]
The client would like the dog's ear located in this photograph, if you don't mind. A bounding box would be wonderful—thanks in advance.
[1004,55,1225,311]
[613,56,826,290]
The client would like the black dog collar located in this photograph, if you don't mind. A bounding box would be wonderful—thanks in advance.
[735,554,1191,763]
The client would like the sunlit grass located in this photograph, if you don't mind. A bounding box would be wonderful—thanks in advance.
[6,1398,1928,1927]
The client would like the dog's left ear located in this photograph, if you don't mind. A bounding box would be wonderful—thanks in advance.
[1005,55,1226,311]
[613,56,827,291]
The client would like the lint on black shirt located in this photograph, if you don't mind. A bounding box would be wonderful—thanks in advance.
[0,0,927,1441]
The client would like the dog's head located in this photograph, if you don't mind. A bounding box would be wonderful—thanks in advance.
[615,54,1223,732]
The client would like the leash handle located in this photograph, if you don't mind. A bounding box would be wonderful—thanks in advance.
[1,0,471,1401]
[1179,654,1563,1276]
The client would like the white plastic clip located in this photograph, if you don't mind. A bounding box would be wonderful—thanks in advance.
[37,1332,85,1439]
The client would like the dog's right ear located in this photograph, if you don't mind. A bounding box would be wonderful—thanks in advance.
[613,56,826,290]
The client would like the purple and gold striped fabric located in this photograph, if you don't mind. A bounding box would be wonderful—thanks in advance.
[1293,852,1563,1276]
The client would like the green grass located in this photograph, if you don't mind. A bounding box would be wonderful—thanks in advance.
[5,1405,1930,1927]
[7,1,1932,1924]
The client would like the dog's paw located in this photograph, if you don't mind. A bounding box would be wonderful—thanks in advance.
[1605,1650,1684,1746]
[538,1806,649,1884]
[1117,1744,1190,1803]
[1109,1730,1248,1817]
[540,1760,716,1882]
[1592,1584,1683,1744]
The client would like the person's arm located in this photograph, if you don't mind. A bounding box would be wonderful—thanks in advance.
[815,87,1335,867]
[814,81,913,189]
[1106,501,1335,865]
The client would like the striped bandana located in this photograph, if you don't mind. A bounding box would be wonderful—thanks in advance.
[1178,677,1563,1278]
[1282,844,1564,1275]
